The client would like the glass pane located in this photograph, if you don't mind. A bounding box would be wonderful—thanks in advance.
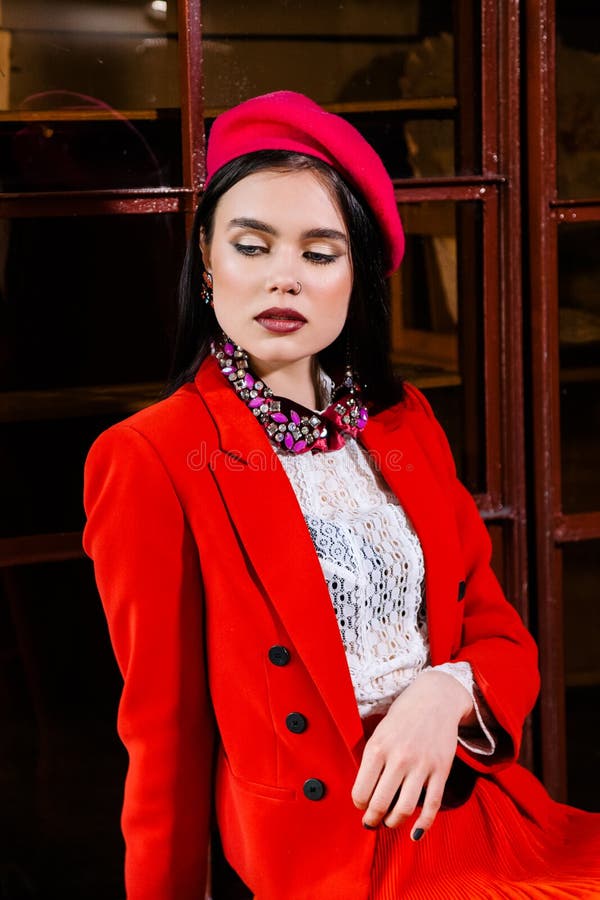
[392,200,485,493]
[556,2,600,198]
[0,212,185,537]
[1,414,119,537]
[487,522,507,593]
[558,222,600,513]
[0,213,185,390]
[203,0,480,178]
[0,1,182,190]
[0,560,126,897]
[563,540,600,810]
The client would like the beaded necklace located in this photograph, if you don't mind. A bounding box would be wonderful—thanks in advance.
[212,336,368,454]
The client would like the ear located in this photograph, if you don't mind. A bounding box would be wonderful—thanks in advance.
[199,228,212,272]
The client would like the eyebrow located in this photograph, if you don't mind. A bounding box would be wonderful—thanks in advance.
[228,217,276,235]
[227,217,348,244]
[304,227,348,244]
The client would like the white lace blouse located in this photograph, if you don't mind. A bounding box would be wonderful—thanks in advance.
[277,433,495,757]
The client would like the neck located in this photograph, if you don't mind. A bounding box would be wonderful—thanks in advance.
[249,354,319,410]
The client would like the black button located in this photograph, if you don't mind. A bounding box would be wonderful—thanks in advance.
[268,645,290,666]
[458,580,466,602]
[286,712,307,734]
[303,778,325,801]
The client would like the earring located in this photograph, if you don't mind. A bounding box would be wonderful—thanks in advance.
[201,271,213,305]
[334,332,359,400]
[344,332,358,391]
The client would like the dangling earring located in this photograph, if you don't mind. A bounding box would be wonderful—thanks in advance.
[201,271,213,305]
[334,331,359,401]
[343,332,358,393]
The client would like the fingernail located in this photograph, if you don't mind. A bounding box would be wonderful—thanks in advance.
[412,828,425,841]
[363,823,378,830]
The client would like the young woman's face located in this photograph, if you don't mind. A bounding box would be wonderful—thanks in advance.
[201,168,353,375]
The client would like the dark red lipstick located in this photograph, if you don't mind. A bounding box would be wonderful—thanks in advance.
[255,307,307,334]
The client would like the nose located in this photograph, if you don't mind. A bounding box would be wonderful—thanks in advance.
[267,274,302,296]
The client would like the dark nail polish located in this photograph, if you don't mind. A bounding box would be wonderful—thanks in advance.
[363,823,378,830]
[412,827,424,841]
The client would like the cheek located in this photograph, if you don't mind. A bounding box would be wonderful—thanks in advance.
[315,291,351,345]
[323,271,352,320]
[212,253,240,288]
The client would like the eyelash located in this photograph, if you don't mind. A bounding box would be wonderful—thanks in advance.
[304,251,337,266]
[234,243,337,265]
[234,244,266,257]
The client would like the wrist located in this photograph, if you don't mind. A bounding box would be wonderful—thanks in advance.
[420,668,474,722]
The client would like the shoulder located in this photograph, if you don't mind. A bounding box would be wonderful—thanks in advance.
[371,381,439,428]
[95,380,216,444]
[85,380,219,474]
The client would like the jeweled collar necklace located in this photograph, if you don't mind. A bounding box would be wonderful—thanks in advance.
[211,336,368,454]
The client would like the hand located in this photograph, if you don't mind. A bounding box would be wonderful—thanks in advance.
[351,670,473,838]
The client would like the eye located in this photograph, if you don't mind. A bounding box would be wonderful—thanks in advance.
[234,242,267,257]
[304,251,337,265]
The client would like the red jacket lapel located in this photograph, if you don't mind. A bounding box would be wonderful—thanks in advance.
[195,357,364,760]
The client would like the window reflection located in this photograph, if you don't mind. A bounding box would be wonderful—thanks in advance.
[0,213,185,390]
[393,201,485,492]
[203,1,470,178]
[1,1,179,110]
[558,222,600,513]
[557,2,600,198]
[0,1,181,190]
[563,540,600,810]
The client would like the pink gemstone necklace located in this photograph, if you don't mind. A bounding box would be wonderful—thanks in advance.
[212,336,368,454]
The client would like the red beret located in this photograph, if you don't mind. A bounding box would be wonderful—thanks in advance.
[205,91,404,274]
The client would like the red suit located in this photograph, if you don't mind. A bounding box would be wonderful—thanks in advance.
[83,355,600,899]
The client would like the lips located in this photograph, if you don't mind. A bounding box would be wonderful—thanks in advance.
[255,307,308,334]
[256,307,307,322]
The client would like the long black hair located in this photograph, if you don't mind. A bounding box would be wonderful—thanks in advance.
[163,150,402,411]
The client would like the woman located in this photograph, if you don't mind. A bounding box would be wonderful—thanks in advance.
[83,92,600,899]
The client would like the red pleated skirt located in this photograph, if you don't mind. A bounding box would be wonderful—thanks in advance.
[368,770,600,899]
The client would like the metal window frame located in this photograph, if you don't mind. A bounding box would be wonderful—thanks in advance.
[0,0,533,774]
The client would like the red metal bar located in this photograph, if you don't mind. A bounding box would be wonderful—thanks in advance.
[394,186,496,207]
[550,198,600,210]
[554,513,600,544]
[0,192,189,218]
[0,533,84,568]
[481,0,500,176]
[481,187,502,504]
[178,0,205,194]
[497,0,528,611]
[392,175,506,188]
[525,0,567,801]
[551,206,600,223]
[496,0,531,769]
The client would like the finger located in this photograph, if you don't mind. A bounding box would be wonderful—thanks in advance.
[383,772,427,829]
[351,752,384,811]
[362,767,408,828]
[410,772,446,840]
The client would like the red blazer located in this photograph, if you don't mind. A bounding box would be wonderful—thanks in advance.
[83,355,541,900]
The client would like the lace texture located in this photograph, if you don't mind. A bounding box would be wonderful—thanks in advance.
[278,436,496,754]
[279,438,428,717]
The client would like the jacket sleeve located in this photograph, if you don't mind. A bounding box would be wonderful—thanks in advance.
[404,385,540,771]
[83,423,214,900]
